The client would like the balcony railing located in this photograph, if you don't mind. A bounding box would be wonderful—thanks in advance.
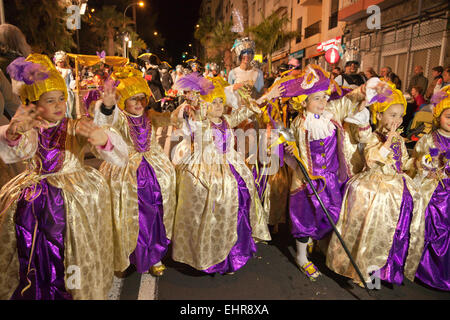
[305,21,321,39]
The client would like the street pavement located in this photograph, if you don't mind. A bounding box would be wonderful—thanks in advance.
[116,223,449,300]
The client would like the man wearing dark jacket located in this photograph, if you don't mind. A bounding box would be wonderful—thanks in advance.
[408,65,428,96]
[144,55,165,112]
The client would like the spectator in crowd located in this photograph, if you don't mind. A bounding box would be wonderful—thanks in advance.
[443,66,450,86]
[408,65,428,96]
[340,61,365,87]
[425,66,443,100]
[411,86,426,111]
[379,66,392,79]
[380,66,402,90]
[364,67,378,80]
[331,66,341,79]
[0,24,32,80]
[388,72,402,91]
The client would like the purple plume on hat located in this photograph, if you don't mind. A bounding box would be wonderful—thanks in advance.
[6,57,49,85]
[279,65,331,98]
[430,90,447,105]
[176,72,214,95]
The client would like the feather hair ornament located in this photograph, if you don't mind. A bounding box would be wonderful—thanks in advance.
[6,57,49,85]
[176,72,214,95]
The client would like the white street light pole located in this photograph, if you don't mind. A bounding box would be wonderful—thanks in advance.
[123,2,144,58]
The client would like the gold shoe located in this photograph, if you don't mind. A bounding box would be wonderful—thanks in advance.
[296,260,321,281]
[149,264,166,277]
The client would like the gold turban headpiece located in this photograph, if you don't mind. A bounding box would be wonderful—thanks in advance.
[110,66,152,110]
[369,81,406,124]
[7,53,67,104]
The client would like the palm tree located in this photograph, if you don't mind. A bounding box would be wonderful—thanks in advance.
[195,17,236,69]
[90,5,133,56]
[248,12,297,76]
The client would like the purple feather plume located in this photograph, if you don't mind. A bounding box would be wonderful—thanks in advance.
[368,86,393,104]
[176,72,214,95]
[279,76,330,98]
[6,57,49,85]
[430,90,447,105]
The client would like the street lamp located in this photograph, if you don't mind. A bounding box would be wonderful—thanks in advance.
[123,2,145,57]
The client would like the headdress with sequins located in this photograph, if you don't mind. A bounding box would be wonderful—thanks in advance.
[110,66,152,110]
[277,64,342,111]
[7,53,67,104]
[231,37,255,58]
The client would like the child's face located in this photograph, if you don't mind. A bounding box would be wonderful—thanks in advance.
[376,104,404,131]
[37,90,66,123]
[208,97,224,118]
[125,93,148,116]
[411,88,418,96]
[305,91,328,115]
[439,108,450,133]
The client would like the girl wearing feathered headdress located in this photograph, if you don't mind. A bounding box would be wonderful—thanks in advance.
[326,82,426,289]
[411,85,450,291]
[0,54,128,300]
[278,64,373,281]
[171,73,271,274]
[93,66,186,277]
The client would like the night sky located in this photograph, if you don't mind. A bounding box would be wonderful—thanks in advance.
[88,0,203,65]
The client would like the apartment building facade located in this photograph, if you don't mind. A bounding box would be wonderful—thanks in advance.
[200,0,449,80]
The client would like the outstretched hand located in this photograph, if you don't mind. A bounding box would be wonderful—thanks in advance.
[6,103,46,141]
[76,117,108,147]
[102,79,118,108]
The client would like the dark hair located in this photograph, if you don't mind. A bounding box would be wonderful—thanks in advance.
[365,67,378,78]
[432,66,443,74]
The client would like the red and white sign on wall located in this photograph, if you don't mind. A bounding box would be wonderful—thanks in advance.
[316,36,342,53]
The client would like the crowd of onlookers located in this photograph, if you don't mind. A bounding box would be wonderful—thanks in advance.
[264,60,450,134]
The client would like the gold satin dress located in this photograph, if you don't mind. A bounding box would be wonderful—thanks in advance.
[0,119,123,300]
[326,132,425,283]
[98,109,176,272]
[172,105,271,270]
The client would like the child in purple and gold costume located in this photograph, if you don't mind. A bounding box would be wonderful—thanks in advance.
[280,64,372,281]
[413,85,450,291]
[94,66,184,277]
[172,74,271,274]
[326,83,426,288]
[0,54,128,300]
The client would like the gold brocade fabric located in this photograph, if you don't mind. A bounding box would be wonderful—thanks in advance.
[290,88,370,193]
[410,132,442,209]
[172,106,271,270]
[326,132,425,283]
[0,119,114,300]
[99,110,176,272]
[266,164,291,226]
